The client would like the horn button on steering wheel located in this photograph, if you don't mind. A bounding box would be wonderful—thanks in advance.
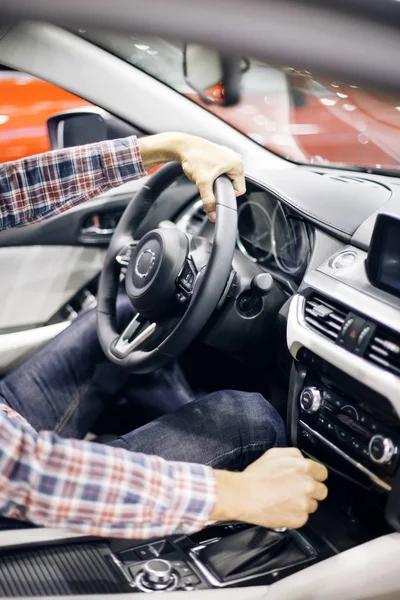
[125,228,189,320]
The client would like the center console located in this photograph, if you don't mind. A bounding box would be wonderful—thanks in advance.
[293,345,399,494]
[106,522,321,593]
[286,213,400,535]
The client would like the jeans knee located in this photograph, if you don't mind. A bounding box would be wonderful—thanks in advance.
[200,389,286,447]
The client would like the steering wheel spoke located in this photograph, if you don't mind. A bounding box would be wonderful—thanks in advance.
[112,313,156,359]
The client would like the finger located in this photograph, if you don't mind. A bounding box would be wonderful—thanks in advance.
[228,170,246,197]
[312,482,328,501]
[307,499,318,514]
[289,512,309,529]
[197,180,216,220]
[265,447,303,460]
[305,460,329,482]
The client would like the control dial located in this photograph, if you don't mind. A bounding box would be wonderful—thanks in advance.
[368,435,396,465]
[300,387,323,414]
[143,559,173,589]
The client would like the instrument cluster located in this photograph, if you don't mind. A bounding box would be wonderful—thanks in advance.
[237,188,312,281]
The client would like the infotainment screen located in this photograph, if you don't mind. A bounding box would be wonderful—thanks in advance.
[366,214,400,297]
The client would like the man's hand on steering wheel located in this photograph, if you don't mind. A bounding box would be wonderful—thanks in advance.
[138,133,246,222]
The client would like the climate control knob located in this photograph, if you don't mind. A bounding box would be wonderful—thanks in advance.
[143,559,173,589]
[368,435,396,465]
[300,387,323,414]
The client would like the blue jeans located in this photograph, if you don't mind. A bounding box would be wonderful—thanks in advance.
[0,300,286,470]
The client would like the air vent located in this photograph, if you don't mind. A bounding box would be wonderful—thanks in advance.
[176,200,208,235]
[365,326,400,377]
[304,294,348,341]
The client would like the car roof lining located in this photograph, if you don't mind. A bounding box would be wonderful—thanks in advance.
[0,1,400,92]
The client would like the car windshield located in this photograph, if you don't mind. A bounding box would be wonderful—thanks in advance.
[80,31,400,174]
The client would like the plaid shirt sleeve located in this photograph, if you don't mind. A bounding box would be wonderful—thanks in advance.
[0,405,216,539]
[0,137,147,230]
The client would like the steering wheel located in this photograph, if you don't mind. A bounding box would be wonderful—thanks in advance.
[97,162,237,373]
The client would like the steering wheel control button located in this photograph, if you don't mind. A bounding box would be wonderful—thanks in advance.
[177,292,188,305]
[300,387,323,413]
[178,260,197,293]
[369,435,396,464]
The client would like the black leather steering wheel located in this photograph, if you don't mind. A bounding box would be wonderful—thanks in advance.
[97,162,237,373]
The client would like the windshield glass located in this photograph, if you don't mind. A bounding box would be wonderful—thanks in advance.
[81,31,400,173]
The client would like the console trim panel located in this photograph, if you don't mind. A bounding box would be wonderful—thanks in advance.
[189,531,317,588]
[300,421,392,491]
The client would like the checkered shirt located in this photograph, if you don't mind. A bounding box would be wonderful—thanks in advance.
[0,137,216,537]
[0,137,147,229]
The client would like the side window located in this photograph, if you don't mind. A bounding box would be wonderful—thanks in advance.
[0,66,91,163]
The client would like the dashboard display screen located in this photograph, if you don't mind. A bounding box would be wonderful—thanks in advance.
[377,223,400,291]
[366,214,400,297]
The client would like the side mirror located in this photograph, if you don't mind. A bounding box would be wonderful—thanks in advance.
[47,107,141,150]
[183,44,248,107]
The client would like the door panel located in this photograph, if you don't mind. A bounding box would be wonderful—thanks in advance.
[0,182,142,247]
[0,245,105,331]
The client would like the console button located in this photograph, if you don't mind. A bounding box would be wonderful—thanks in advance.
[136,546,157,561]
[368,435,396,464]
[351,439,369,458]
[182,575,200,586]
[336,427,353,444]
[300,429,314,444]
[359,413,378,432]
[119,548,140,563]
[355,323,375,355]
[177,565,193,576]
[324,390,343,410]
[296,347,309,363]
[337,313,366,351]
[341,405,359,420]
[300,387,323,413]
[140,559,174,590]
[171,561,186,570]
